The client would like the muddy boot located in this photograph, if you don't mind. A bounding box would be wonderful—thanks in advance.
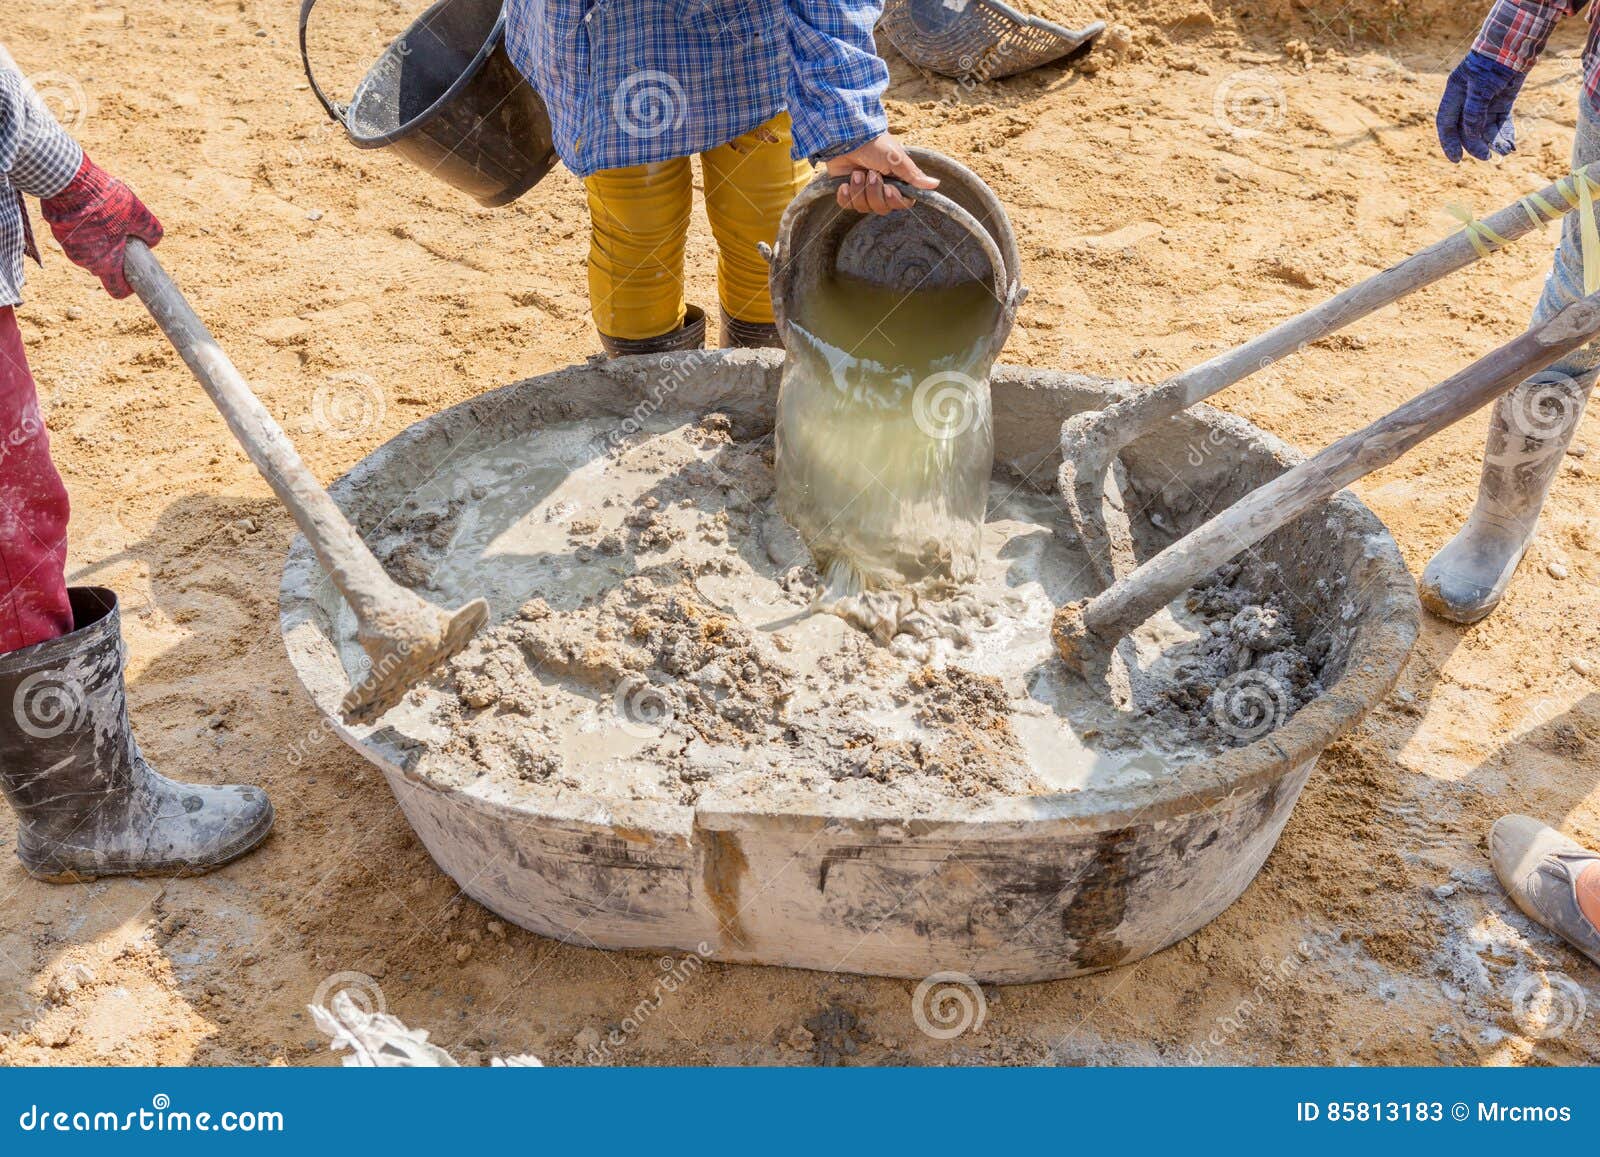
[720,307,781,349]
[0,587,274,882]
[1421,370,1593,624]
[597,304,706,358]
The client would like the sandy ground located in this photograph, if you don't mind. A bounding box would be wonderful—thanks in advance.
[1,0,1598,1066]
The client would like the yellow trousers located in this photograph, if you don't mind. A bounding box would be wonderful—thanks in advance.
[584,112,811,341]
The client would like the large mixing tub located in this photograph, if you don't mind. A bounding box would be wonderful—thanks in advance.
[279,351,1418,983]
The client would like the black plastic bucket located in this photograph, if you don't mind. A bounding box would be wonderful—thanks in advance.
[298,0,556,207]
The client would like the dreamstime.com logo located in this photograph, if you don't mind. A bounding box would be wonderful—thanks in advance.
[1510,972,1588,1040]
[910,971,987,1040]
[1500,373,1588,442]
[312,970,388,1019]
[1212,69,1287,139]
[24,70,93,130]
[286,641,417,765]
[0,404,47,474]
[302,372,387,441]
[942,28,1017,104]
[912,371,984,441]
[613,69,686,139]
[12,669,88,740]
[603,352,709,457]
[1209,669,1290,742]
[1187,935,1334,1063]
[586,944,713,1063]
[612,676,675,738]
[16,1094,284,1134]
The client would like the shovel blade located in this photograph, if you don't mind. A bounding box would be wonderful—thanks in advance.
[339,597,490,724]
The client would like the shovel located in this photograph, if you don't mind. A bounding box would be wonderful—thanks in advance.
[1053,290,1600,672]
[122,240,487,723]
[1062,166,1600,589]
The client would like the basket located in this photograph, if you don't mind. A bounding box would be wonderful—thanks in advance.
[879,0,1104,81]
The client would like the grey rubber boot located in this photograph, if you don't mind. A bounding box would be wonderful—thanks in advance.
[1490,814,1600,968]
[720,307,781,350]
[1420,370,1594,624]
[597,304,706,358]
[0,588,274,883]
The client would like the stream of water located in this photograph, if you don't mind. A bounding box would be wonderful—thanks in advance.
[775,274,1003,598]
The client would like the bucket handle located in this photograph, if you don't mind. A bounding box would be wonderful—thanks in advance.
[882,180,1021,312]
[298,0,349,129]
[764,177,1027,339]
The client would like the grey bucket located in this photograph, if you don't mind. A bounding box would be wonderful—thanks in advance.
[298,0,556,208]
[767,147,1027,350]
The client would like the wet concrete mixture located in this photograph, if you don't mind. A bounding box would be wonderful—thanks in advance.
[372,412,1326,817]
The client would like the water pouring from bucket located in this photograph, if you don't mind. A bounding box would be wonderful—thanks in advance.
[769,150,1026,634]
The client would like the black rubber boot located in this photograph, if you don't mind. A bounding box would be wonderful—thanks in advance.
[0,588,274,882]
[597,304,706,358]
[720,307,782,349]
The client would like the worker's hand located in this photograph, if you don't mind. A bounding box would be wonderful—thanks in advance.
[1437,51,1526,164]
[826,133,939,215]
[39,154,163,299]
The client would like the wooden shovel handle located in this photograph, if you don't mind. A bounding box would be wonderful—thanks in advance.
[1097,167,1600,447]
[1062,291,1600,659]
[122,239,398,624]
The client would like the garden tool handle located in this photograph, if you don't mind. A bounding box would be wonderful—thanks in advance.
[1056,289,1600,667]
[121,239,396,625]
[818,175,919,199]
[1096,165,1600,450]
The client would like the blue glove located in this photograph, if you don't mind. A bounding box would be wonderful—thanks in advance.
[1437,51,1527,163]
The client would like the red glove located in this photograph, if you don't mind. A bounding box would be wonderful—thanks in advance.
[39,154,163,299]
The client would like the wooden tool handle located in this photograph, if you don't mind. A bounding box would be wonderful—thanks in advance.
[122,240,395,622]
[1104,167,1600,443]
[1075,292,1600,649]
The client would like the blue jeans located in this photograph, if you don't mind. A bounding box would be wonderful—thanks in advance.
[1531,92,1600,387]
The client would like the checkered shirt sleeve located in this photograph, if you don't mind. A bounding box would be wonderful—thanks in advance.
[785,0,889,161]
[0,64,85,306]
[1472,0,1583,72]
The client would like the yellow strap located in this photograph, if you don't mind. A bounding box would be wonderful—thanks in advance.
[1518,192,1561,230]
[1444,202,1510,257]
[1555,167,1594,209]
[1582,172,1600,296]
[1451,167,1600,293]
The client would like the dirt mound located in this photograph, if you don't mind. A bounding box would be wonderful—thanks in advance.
[1015,0,1473,43]
[1131,0,1468,39]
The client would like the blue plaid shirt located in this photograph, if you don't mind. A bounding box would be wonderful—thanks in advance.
[504,0,889,177]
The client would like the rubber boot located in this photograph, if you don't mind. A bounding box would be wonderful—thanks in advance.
[597,304,706,358]
[720,307,782,350]
[0,588,274,882]
[1421,370,1593,624]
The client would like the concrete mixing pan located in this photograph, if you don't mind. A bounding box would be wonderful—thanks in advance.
[278,351,1418,983]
